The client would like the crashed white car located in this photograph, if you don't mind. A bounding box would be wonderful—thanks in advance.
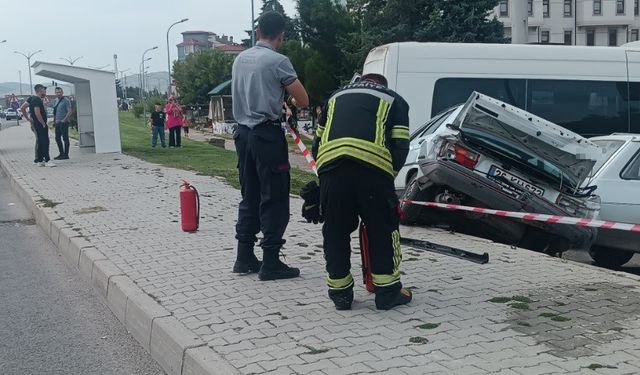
[394,106,460,196]
[585,134,640,267]
[401,92,602,253]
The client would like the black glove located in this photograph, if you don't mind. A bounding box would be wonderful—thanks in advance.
[300,180,323,224]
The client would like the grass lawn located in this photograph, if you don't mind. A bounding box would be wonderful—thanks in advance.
[119,112,315,192]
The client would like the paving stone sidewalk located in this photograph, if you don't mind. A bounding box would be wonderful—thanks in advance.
[2,124,640,375]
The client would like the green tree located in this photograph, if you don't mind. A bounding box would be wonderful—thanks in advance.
[172,49,234,105]
[242,0,298,47]
[339,0,504,67]
[297,0,354,80]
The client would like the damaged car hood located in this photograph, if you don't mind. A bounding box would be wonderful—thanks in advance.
[452,92,601,189]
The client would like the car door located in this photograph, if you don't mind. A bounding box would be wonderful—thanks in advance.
[597,141,640,224]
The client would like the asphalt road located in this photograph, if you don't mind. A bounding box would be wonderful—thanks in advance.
[0,172,164,375]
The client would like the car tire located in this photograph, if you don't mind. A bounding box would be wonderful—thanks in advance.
[399,172,424,225]
[588,246,634,268]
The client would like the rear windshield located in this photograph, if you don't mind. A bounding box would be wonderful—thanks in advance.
[464,130,569,187]
[591,140,626,175]
[410,107,455,141]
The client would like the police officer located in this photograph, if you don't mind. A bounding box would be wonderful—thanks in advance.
[231,11,309,280]
[303,73,412,310]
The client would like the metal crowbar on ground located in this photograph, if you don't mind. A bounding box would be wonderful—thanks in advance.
[358,223,489,293]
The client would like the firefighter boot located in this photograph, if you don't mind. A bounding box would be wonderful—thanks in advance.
[375,286,413,310]
[232,242,262,274]
[328,287,353,310]
[258,249,300,281]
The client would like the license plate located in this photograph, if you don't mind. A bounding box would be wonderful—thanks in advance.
[488,165,545,197]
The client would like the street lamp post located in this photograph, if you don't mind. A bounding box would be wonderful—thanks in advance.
[251,0,256,46]
[139,57,152,98]
[119,68,131,99]
[166,18,189,96]
[14,50,43,94]
[141,46,158,126]
[60,56,82,65]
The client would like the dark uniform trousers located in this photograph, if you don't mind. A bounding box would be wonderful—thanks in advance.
[320,160,402,296]
[234,122,291,252]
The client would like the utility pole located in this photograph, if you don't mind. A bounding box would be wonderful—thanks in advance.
[14,50,43,94]
[113,54,120,98]
[166,18,189,96]
[18,71,23,95]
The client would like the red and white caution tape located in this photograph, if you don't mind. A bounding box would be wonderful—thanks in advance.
[403,200,640,233]
[285,125,318,176]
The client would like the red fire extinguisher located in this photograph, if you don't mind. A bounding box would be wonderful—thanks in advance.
[359,222,374,293]
[180,181,200,232]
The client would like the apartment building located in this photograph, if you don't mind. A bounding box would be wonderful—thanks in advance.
[494,0,640,46]
[177,31,245,60]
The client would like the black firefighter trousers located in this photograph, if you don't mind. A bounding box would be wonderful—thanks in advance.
[320,160,403,297]
[234,122,291,254]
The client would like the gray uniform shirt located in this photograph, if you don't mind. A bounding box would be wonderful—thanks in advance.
[232,41,297,128]
[54,97,71,123]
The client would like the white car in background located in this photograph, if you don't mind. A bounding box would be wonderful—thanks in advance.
[585,134,640,267]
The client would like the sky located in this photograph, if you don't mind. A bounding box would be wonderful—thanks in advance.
[0,0,297,84]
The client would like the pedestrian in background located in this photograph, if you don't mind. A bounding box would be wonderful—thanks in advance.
[53,87,73,160]
[231,11,309,280]
[19,96,39,164]
[149,104,167,148]
[165,96,183,148]
[24,84,55,167]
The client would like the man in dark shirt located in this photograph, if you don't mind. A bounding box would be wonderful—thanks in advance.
[24,84,54,167]
[149,104,167,148]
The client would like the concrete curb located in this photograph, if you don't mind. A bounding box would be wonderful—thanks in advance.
[0,153,240,375]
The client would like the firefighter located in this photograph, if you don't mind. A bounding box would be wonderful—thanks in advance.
[301,73,412,310]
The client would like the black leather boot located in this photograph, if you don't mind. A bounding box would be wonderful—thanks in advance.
[328,287,353,310]
[258,249,300,281]
[375,285,413,310]
[232,242,261,274]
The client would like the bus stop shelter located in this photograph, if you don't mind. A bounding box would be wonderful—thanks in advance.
[32,61,121,153]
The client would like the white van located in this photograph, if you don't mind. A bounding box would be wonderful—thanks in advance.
[363,42,640,138]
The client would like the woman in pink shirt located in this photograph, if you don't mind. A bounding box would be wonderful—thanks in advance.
[165,96,184,147]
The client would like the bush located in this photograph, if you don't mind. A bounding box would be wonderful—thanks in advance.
[132,103,144,118]
[132,96,166,119]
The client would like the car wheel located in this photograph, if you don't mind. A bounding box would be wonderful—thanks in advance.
[399,172,424,225]
[588,246,634,267]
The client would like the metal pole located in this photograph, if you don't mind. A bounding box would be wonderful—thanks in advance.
[60,56,82,65]
[251,0,255,46]
[18,71,23,95]
[167,18,189,96]
[141,46,158,126]
[14,50,42,94]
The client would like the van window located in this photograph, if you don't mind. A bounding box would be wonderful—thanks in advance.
[628,82,640,133]
[526,80,629,136]
[432,78,526,117]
